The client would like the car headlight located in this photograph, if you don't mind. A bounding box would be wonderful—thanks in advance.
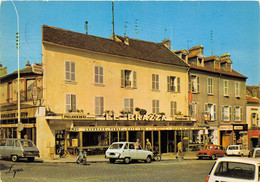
[118,153,121,157]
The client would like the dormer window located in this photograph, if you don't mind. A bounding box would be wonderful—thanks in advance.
[182,54,187,61]
[198,58,203,67]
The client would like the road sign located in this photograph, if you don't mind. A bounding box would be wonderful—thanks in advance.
[189,92,193,103]
[18,122,23,132]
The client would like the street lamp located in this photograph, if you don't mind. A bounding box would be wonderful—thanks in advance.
[11,0,22,138]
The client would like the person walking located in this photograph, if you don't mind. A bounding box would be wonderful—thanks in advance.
[135,138,141,149]
[145,138,152,151]
[177,141,183,159]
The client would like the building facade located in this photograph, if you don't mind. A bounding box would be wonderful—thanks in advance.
[174,45,248,149]
[246,85,260,149]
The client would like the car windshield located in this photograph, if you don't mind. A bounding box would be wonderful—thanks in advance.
[20,141,35,147]
[109,143,124,149]
[204,146,213,150]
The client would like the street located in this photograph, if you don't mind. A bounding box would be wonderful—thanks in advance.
[0,159,215,182]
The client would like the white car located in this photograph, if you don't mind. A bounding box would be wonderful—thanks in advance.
[205,157,260,182]
[252,148,260,158]
[226,145,250,156]
[105,142,153,164]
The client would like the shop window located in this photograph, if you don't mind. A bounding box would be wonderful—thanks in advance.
[66,94,76,113]
[94,66,104,84]
[152,74,159,90]
[65,61,75,82]
[152,100,160,114]
[124,98,134,114]
[121,69,137,88]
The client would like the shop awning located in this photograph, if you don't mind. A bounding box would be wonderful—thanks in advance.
[251,130,260,137]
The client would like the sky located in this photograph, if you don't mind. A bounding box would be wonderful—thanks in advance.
[0,0,259,85]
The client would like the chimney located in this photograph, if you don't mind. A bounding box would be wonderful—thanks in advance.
[25,60,31,68]
[85,21,88,35]
[220,53,232,72]
[189,45,204,56]
[220,53,230,60]
[162,38,171,50]
[0,62,7,77]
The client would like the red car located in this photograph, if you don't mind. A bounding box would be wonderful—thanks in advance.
[196,145,226,160]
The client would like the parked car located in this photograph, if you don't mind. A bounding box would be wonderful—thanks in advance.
[252,148,260,158]
[0,138,40,162]
[196,144,226,160]
[105,142,153,164]
[226,145,250,156]
[205,157,260,182]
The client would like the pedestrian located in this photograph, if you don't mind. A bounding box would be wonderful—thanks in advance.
[24,134,28,139]
[145,138,152,151]
[135,138,140,149]
[177,141,183,159]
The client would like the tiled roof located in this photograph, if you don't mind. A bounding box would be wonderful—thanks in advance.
[42,25,189,68]
[247,96,260,103]
[204,56,220,62]
[189,45,203,51]
[189,63,247,79]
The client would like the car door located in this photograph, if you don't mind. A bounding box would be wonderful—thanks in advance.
[128,143,138,160]
[0,139,7,157]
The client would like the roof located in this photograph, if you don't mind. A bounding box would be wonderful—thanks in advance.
[189,63,247,79]
[216,157,260,164]
[42,25,189,68]
[189,45,203,51]
[246,96,260,103]
[204,55,220,62]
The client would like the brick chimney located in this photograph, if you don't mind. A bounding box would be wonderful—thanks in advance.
[189,45,204,57]
[162,38,171,50]
[220,53,232,72]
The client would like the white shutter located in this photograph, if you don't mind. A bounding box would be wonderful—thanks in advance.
[133,71,137,88]
[121,70,125,87]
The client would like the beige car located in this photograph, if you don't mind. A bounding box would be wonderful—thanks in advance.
[0,138,40,162]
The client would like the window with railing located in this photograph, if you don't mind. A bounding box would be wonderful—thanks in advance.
[222,106,232,121]
[121,70,136,88]
[234,106,242,121]
[167,76,180,92]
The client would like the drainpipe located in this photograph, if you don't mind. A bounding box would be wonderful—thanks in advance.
[218,74,222,145]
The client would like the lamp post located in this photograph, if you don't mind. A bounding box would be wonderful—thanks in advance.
[11,0,22,138]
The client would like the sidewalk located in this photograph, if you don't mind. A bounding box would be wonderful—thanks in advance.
[38,151,198,163]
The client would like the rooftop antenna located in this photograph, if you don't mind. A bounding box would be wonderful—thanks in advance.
[187,40,193,50]
[135,19,138,39]
[124,21,128,36]
[112,1,115,40]
[85,21,88,35]
[211,30,213,56]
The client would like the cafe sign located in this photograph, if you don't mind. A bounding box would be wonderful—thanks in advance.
[0,108,37,120]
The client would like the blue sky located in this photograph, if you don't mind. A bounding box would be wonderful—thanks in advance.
[0,1,259,85]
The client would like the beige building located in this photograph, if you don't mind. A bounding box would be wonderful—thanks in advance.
[37,25,205,158]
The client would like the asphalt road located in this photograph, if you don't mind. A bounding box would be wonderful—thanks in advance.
[0,159,215,182]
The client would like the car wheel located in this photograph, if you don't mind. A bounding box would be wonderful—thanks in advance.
[109,159,115,163]
[146,156,152,163]
[28,157,35,162]
[241,154,244,157]
[156,155,161,161]
[11,155,19,162]
[124,157,130,164]
[198,156,202,160]
[211,154,216,160]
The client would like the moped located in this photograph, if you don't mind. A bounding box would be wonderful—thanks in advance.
[76,150,87,165]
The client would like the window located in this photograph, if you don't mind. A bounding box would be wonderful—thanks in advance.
[152,74,159,90]
[121,70,136,88]
[170,101,177,116]
[152,100,160,114]
[205,103,216,121]
[223,80,229,96]
[167,76,180,92]
[222,106,232,121]
[95,96,104,115]
[65,61,75,82]
[189,102,197,120]
[7,140,14,146]
[189,75,200,93]
[235,82,240,97]
[207,77,213,94]
[26,80,35,101]
[124,98,134,114]
[94,66,104,84]
[234,106,242,121]
[66,94,76,113]
[214,162,255,180]
[251,113,259,127]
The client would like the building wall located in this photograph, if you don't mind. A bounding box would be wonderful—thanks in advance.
[42,43,189,118]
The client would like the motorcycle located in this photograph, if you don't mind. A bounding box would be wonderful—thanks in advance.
[76,150,87,165]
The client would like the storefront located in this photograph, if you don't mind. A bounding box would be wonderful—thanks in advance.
[0,106,37,144]
[248,130,260,150]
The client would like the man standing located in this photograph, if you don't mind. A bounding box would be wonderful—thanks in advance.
[177,141,183,159]
[135,138,140,149]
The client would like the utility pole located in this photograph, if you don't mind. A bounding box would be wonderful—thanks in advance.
[112,1,115,40]
[11,0,23,138]
[211,30,213,56]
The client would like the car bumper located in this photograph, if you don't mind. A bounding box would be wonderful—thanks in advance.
[197,154,210,157]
